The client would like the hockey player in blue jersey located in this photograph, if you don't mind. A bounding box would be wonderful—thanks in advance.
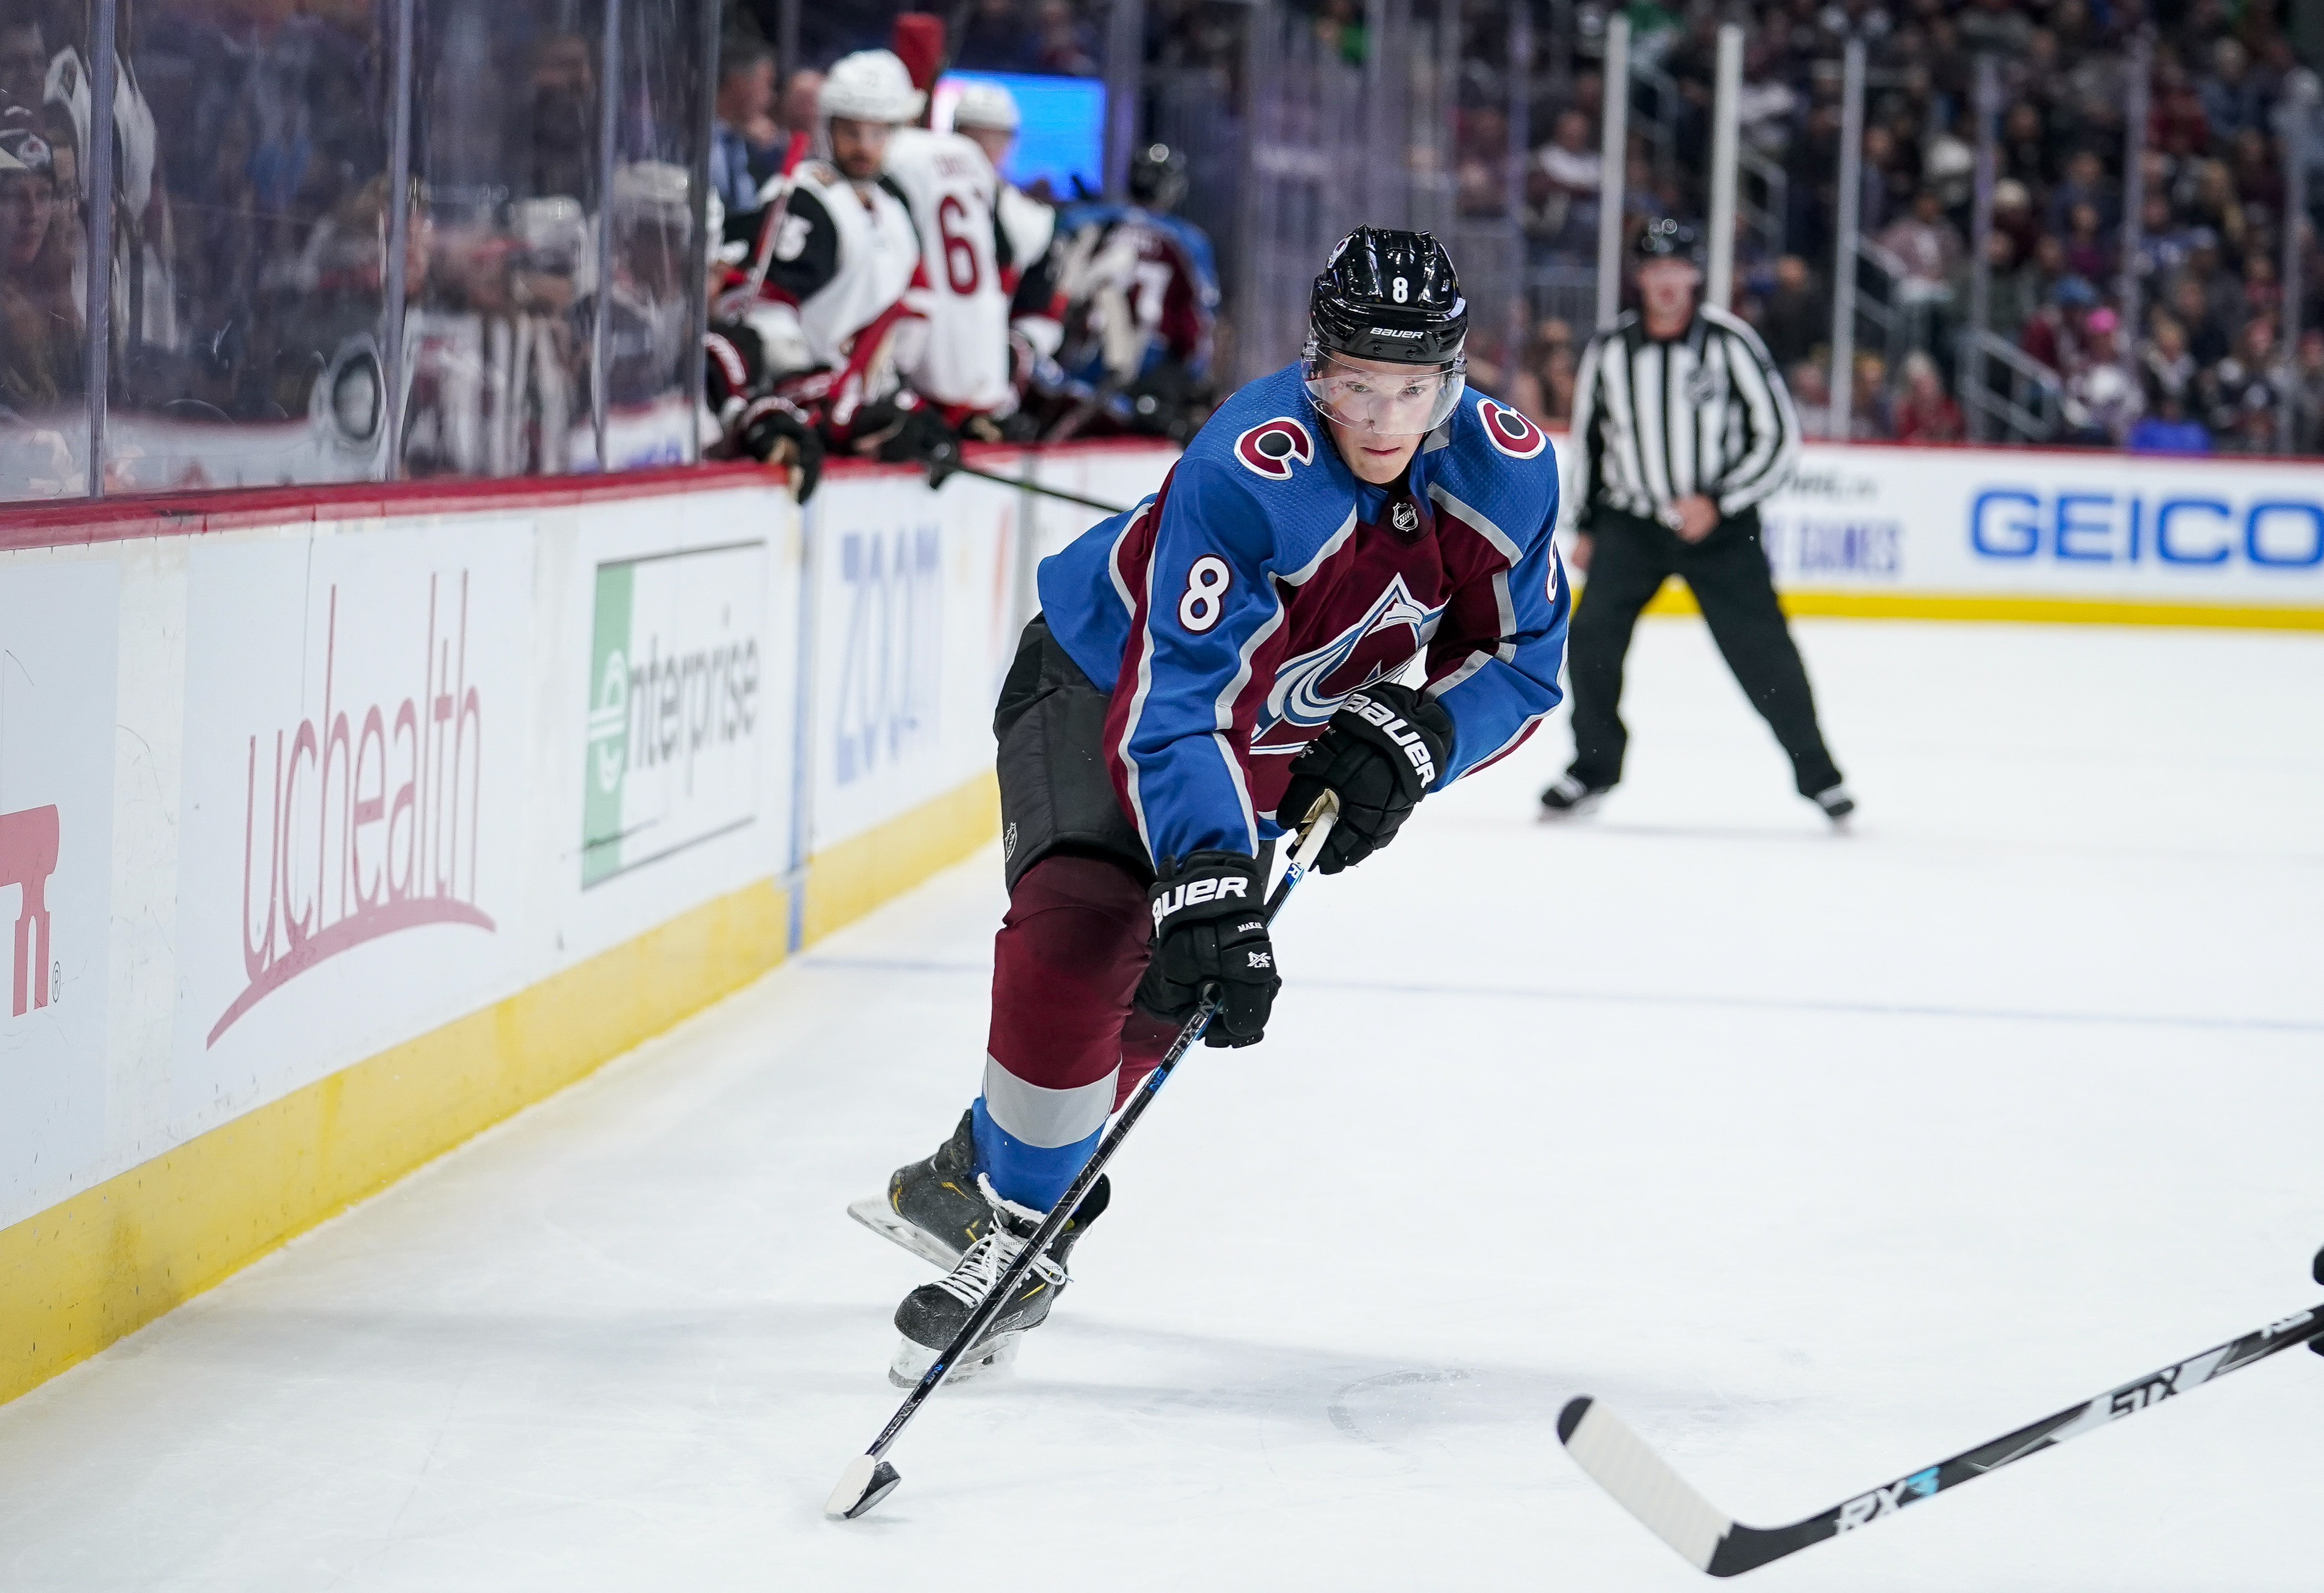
[847,227,1572,1385]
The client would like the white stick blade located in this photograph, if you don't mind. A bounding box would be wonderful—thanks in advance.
[826,1454,899,1519]
[1559,1397,1734,1572]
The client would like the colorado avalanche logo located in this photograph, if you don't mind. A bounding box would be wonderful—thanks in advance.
[1234,418,1315,480]
[1253,574,1445,751]
[1477,400,1548,460]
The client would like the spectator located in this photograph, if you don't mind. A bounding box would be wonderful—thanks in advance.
[1891,351,1964,443]
[1985,232,2040,345]
[1529,108,1600,258]
[1456,106,1512,218]
[2292,328,2324,454]
[1878,189,1965,299]
[2128,383,2213,453]
[1787,357,1834,441]
[1990,178,2041,261]
[2200,38,2265,140]
[2046,147,2116,232]
[1509,316,1576,427]
[779,70,824,140]
[1849,350,1892,440]
[2061,308,2138,443]
[2021,274,2094,372]
[1758,254,1824,372]
[955,0,1038,71]
[712,33,779,221]
[1033,0,1099,76]
[2061,201,2108,282]
[1311,0,1368,68]
[2203,315,2286,438]
[2141,313,2200,407]
[0,115,80,418]
[1958,0,2035,60]
[2167,271,2233,367]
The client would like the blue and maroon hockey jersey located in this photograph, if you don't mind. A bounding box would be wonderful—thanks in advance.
[1037,361,1572,865]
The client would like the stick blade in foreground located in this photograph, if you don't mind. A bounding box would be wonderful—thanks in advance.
[1558,1397,1738,1573]
[1561,1303,2324,1577]
[826,1455,901,1519]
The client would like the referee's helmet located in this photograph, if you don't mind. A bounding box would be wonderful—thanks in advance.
[1634,217,1706,267]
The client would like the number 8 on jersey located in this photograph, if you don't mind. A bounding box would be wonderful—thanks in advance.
[1179,556,1232,632]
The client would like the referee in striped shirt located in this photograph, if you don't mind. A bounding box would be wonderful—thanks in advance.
[1541,219,1853,824]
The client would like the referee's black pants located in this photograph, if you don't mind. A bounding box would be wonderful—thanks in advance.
[1565,507,1843,797]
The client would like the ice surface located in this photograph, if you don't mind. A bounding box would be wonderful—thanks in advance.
[2,618,2320,1591]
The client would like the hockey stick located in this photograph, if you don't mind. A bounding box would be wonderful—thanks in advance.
[827,793,1342,1521]
[924,443,1130,515]
[1559,1301,2324,1576]
[740,132,812,302]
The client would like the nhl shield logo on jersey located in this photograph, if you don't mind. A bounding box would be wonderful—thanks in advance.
[1476,399,1548,460]
[1391,499,1420,533]
[1233,418,1315,480]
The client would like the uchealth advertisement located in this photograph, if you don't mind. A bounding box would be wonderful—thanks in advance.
[0,559,118,1228]
[170,523,535,1129]
[1751,444,2324,607]
[581,539,769,886]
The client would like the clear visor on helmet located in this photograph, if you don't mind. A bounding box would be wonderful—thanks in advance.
[1301,345,1466,437]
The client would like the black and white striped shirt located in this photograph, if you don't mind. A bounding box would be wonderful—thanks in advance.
[1565,305,1800,530]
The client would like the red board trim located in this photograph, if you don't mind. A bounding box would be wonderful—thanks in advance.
[0,437,1175,554]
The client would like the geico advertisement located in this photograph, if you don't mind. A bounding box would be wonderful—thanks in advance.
[807,474,1021,848]
[1758,445,2324,603]
[582,539,767,886]
[0,559,118,1228]
[172,523,535,1125]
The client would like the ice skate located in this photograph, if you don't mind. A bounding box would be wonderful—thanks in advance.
[852,1108,1118,1274]
[888,1174,1109,1387]
[1539,773,1608,818]
[848,1109,993,1269]
[1811,784,1856,826]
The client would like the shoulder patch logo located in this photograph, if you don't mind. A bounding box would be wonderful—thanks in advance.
[1233,417,1315,481]
[1477,399,1548,460]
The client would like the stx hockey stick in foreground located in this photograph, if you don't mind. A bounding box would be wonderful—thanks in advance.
[1559,1301,2324,1576]
[826,794,1342,1521]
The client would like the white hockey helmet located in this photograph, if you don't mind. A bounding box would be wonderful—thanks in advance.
[950,79,1019,133]
[611,160,692,227]
[819,49,924,126]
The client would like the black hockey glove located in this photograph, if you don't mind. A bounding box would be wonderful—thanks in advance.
[851,393,958,466]
[1134,850,1278,1048]
[1277,681,1453,874]
[730,396,825,503]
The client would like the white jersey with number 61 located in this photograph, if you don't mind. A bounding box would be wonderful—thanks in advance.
[884,127,1013,414]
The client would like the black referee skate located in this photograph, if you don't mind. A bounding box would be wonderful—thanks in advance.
[1538,773,1609,818]
[1811,784,1856,825]
[888,1174,1109,1387]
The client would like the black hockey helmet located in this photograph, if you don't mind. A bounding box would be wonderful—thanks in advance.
[1130,142,1189,213]
[1304,227,1469,435]
[1635,217,1705,266]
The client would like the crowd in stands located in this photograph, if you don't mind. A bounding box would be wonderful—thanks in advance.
[1479,0,2324,453]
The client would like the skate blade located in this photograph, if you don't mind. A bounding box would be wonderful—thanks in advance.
[888,1330,1023,1389]
[1537,793,1602,821]
[847,1196,964,1270]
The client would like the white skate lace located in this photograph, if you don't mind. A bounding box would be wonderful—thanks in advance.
[931,1219,1067,1308]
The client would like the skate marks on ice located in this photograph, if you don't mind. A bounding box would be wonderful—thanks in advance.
[798,953,2324,1038]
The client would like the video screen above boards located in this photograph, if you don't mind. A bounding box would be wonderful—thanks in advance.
[930,72,1106,202]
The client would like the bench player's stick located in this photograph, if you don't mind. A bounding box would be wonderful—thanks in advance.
[1559,1300,2324,1576]
[923,443,1131,515]
[827,793,1342,1521]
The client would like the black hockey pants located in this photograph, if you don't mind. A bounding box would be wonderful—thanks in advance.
[1565,507,1843,797]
